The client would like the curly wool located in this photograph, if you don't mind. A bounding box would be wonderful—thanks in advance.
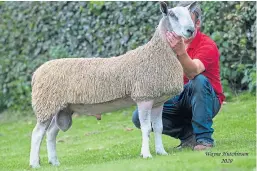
[32,18,184,122]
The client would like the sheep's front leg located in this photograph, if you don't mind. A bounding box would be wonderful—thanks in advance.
[151,105,168,155]
[137,101,153,158]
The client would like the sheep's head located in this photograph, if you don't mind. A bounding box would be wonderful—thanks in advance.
[160,1,196,39]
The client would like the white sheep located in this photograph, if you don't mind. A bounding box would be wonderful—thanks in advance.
[29,1,197,168]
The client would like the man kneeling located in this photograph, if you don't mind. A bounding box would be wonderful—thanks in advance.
[132,1,225,151]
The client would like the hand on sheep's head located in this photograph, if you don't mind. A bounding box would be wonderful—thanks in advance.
[166,31,187,57]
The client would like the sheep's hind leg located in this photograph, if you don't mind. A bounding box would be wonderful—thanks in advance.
[46,116,60,166]
[137,101,153,158]
[30,119,51,168]
[151,105,168,155]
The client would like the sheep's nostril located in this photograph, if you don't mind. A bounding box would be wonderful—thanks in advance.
[187,29,194,35]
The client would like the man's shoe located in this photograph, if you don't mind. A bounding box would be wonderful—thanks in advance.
[193,141,213,151]
[175,135,196,150]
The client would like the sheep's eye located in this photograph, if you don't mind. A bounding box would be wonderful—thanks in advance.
[169,11,178,20]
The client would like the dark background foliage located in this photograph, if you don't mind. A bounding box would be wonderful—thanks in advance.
[0,1,255,111]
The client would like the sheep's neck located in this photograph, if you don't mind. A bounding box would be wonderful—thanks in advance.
[150,30,169,49]
[146,18,175,57]
[154,18,171,46]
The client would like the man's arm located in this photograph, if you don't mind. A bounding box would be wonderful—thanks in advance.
[166,31,205,79]
[177,53,205,79]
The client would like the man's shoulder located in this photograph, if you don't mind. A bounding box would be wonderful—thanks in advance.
[196,31,220,57]
[199,32,218,49]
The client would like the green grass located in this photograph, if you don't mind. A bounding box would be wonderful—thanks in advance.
[0,93,256,171]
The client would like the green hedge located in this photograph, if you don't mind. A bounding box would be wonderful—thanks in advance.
[201,1,256,99]
[0,1,255,111]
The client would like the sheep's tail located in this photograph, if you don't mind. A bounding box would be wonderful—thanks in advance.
[31,65,41,88]
[31,72,36,88]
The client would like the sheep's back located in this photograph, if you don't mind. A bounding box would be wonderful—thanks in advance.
[31,57,132,122]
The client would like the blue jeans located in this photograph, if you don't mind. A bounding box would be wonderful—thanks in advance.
[132,74,221,144]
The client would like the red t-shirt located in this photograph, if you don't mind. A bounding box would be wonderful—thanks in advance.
[184,30,225,104]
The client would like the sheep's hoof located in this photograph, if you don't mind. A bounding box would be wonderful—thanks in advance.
[49,159,60,166]
[140,152,152,159]
[156,150,168,155]
[30,163,40,169]
[30,159,40,169]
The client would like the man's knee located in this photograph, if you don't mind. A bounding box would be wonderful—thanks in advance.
[190,74,210,92]
[132,109,141,129]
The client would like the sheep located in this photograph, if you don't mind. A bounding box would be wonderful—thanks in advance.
[29,1,197,168]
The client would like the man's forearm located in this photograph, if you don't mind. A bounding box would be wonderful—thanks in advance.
[165,31,205,79]
[177,53,199,79]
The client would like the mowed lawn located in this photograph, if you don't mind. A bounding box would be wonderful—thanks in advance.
[0,93,255,171]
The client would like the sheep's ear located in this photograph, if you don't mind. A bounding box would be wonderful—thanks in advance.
[187,1,197,13]
[55,109,72,132]
[160,1,168,16]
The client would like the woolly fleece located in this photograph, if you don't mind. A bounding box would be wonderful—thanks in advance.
[32,18,184,122]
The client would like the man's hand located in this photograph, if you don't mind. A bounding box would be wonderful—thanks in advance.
[166,31,205,80]
[166,31,187,57]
